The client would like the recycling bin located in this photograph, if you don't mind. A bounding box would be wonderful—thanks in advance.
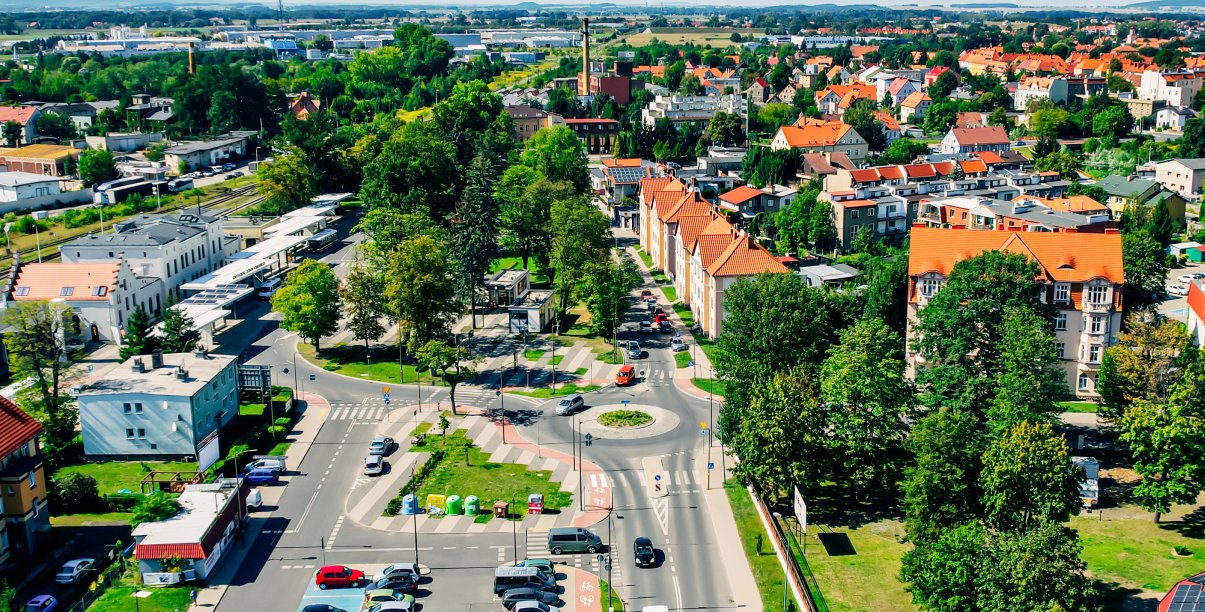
[494,500,509,518]
[446,495,463,515]
[528,493,544,515]
[465,495,480,516]
[401,493,418,516]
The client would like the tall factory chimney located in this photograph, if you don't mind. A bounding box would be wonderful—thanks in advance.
[187,42,195,74]
[579,17,590,96]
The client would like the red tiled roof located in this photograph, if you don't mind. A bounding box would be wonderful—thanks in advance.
[719,185,763,205]
[0,106,36,126]
[900,91,931,108]
[951,126,1010,146]
[707,235,791,277]
[0,396,43,460]
[564,118,618,125]
[960,159,989,174]
[1190,280,1205,328]
[663,192,713,224]
[603,158,642,168]
[136,543,206,560]
[908,227,1124,284]
[849,168,880,183]
[837,199,877,209]
[13,263,119,302]
[775,122,856,148]
[878,166,905,180]
[974,151,1006,164]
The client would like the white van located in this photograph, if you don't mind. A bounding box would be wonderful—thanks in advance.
[257,277,283,300]
[246,488,263,512]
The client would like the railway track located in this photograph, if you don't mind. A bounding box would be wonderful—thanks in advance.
[1,184,262,266]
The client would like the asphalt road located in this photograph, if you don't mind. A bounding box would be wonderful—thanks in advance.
[212,233,742,612]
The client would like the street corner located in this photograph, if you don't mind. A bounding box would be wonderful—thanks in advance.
[672,373,715,401]
[563,565,604,612]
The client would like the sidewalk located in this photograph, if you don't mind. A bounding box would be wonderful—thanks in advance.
[697,445,760,610]
[188,391,331,612]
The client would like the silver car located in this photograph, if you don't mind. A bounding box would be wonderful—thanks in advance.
[369,435,395,456]
[55,558,94,584]
[363,456,385,476]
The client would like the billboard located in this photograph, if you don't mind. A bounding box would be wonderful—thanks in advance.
[197,431,221,472]
[793,486,807,535]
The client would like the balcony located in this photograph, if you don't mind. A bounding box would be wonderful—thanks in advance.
[1082,301,1112,314]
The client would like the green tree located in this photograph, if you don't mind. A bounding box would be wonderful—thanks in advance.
[1034,150,1081,179]
[902,409,986,545]
[160,305,200,353]
[548,195,612,314]
[924,100,959,135]
[130,492,182,527]
[881,138,931,165]
[1181,118,1205,158]
[978,523,1098,612]
[927,70,961,100]
[988,307,1067,431]
[808,200,836,251]
[729,370,830,501]
[35,111,76,141]
[979,421,1081,533]
[3,301,77,451]
[272,259,342,353]
[844,99,887,153]
[1030,107,1070,140]
[359,122,459,216]
[386,236,460,353]
[706,111,745,147]
[1097,314,1189,421]
[1149,200,1176,245]
[432,80,510,166]
[0,581,15,612]
[77,148,118,187]
[663,60,686,91]
[452,150,502,328]
[756,103,796,133]
[520,126,589,195]
[355,207,445,271]
[775,187,817,254]
[680,72,702,96]
[583,259,641,341]
[496,166,555,271]
[341,264,386,359]
[51,472,103,513]
[119,305,159,361]
[1123,228,1169,310]
[1118,377,1205,522]
[901,522,985,612]
[1092,104,1134,144]
[820,317,914,494]
[1,120,21,146]
[416,339,479,415]
[257,146,318,213]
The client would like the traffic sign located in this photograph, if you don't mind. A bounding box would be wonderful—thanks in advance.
[654,474,661,482]
[384,392,391,405]
[700,428,709,437]
[621,399,630,405]
[700,421,708,429]
[688,361,695,367]
[584,433,594,447]
[309,374,316,381]
[495,389,501,396]
[383,387,390,394]
[708,462,715,470]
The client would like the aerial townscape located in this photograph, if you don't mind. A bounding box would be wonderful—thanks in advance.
[4,1,1205,611]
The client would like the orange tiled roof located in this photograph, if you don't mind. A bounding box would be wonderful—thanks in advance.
[1020,194,1109,214]
[694,217,738,267]
[707,235,791,277]
[13,262,119,301]
[960,159,989,174]
[874,111,900,132]
[900,91,931,108]
[775,122,856,148]
[663,191,713,224]
[0,395,44,460]
[0,106,36,126]
[639,177,674,206]
[603,158,642,168]
[907,227,1123,284]
[678,213,719,252]
[951,126,1010,146]
[720,185,763,205]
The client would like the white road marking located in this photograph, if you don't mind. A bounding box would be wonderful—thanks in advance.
[673,574,683,611]
[284,490,322,534]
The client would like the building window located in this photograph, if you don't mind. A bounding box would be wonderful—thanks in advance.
[1,528,8,553]
[60,287,73,296]
[14,287,28,297]
[1079,373,1091,390]
[851,210,859,219]
[1086,284,1108,305]
[138,428,146,438]
[1090,345,1102,363]
[123,403,132,413]
[1054,313,1067,331]
[1090,316,1105,334]
[1054,283,1070,302]
[5,486,12,496]
[919,277,943,298]
[28,470,36,488]
[126,428,135,439]
[1055,342,1065,358]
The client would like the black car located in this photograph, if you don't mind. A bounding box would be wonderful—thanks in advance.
[302,605,348,612]
[502,587,560,610]
[364,575,416,594]
[633,537,656,567]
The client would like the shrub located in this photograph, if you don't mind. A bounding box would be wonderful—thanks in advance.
[51,472,104,513]
[130,492,181,527]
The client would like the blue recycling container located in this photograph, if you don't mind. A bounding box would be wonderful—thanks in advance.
[401,493,418,516]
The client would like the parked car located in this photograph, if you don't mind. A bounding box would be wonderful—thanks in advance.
[243,467,279,486]
[372,563,421,583]
[627,340,643,359]
[555,394,585,416]
[615,365,636,386]
[659,319,672,333]
[302,605,348,612]
[516,558,555,579]
[364,456,385,476]
[640,289,653,300]
[671,337,688,352]
[25,596,56,612]
[363,590,415,607]
[639,321,653,334]
[369,435,395,456]
[220,163,235,172]
[1169,284,1190,297]
[364,575,416,594]
[645,299,657,311]
[502,587,561,610]
[249,457,285,473]
[56,558,95,584]
[246,488,263,512]
[200,169,215,177]
[1178,273,1204,283]
[365,603,414,612]
[634,537,656,567]
[315,565,366,589]
[513,601,561,612]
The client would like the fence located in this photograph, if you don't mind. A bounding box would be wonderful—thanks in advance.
[65,547,131,612]
[748,485,828,612]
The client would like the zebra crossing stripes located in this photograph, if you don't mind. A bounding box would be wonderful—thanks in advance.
[329,405,389,421]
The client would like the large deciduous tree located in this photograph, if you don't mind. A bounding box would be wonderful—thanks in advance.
[359,123,459,216]
[271,260,342,353]
[729,370,830,501]
[1097,313,1190,421]
[385,235,460,353]
[583,259,641,342]
[416,339,478,415]
[4,301,77,451]
[257,146,318,214]
[902,409,987,545]
[77,148,118,187]
[979,421,1081,533]
[1123,228,1169,311]
[520,126,589,195]
[341,264,387,359]
[548,196,611,315]
[987,307,1067,432]
[496,166,556,272]
[706,111,745,147]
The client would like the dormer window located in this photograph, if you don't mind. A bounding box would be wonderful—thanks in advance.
[15,287,29,296]
[60,287,74,296]
[92,286,108,297]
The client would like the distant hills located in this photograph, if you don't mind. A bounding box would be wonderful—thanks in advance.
[1125,0,1205,8]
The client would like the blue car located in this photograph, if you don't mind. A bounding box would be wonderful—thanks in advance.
[243,467,280,486]
[26,595,57,612]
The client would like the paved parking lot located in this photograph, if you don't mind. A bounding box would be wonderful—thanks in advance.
[1160,262,1205,322]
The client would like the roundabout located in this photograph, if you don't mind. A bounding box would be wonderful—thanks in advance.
[577,403,679,440]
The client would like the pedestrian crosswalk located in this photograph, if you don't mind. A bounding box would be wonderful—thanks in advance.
[329,404,391,421]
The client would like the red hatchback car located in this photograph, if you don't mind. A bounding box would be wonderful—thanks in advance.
[315,565,365,589]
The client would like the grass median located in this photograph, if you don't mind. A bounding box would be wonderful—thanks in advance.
[598,410,652,428]
[509,383,601,398]
[298,342,442,385]
[724,482,788,610]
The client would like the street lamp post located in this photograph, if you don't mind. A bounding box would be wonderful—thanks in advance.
[34,222,42,263]
[413,505,420,565]
[499,369,506,444]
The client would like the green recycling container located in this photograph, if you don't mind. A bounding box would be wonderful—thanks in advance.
[465,495,480,516]
[446,495,463,515]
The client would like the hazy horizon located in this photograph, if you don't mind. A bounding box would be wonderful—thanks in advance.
[5,0,1196,11]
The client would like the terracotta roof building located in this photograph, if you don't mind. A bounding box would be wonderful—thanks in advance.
[769,121,869,161]
[0,106,42,146]
[9,261,161,344]
[0,395,49,571]
[906,227,1124,398]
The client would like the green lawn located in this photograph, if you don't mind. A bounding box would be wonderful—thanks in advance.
[635,248,654,269]
[524,349,547,360]
[298,342,441,385]
[1075,511,1205,594]
[673,302,696,327]
[55,461,197,495]
[410,431,572,518]
[599,578,625,612]
[598,410,652,428]
[661,285,677,302]
[791,519,913,612]
[510,383,601,398]
[1060,401,1100,413]
[240,402,266,417]
[725,482,789,610]
[574,367,588,376]
[549,354,565,366]
[651,269,670,284]
[692,378,727,398]
[50,512,131,526]
[89,586,193,612]
[675,351,692,368]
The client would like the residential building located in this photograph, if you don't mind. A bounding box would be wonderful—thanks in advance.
[814,82,876,116]
[78,351,239,460]
[769,120,869,161]
[0,144,80,177]
[8,260,161,343]
[717,184,796,220]
[0,171,60,204]
[746,77,771,105]
[1016,194,1110,215]
[1138,70,1205,108]
[899,92,932,124]
[916,195,1114,233]
[906,228,1125,398]
[1155,107,1197,131]
[0,396,49,571]
[0,106,41,145]
[599,158,649,206]
[938,126,1011,155]
[83,132,163,153]
[640,94,746,128]
[653,190,715,281]
[164,136,247,174]
[1096,174,1188,220]
[691,232,790,338]
[133,480,249,584]
[40,101,120,132]
[1188,281,1205,348]
[875,111,902,145]
[798,263,860,288]
[60,212,237,304]
[124,95,175,132]
[1013,76,1070,110]
[505,105,564,141]
[799,152,856,182]
[879,77,921,106]
[637,176,686,259]
[1155,159,1205,200]
[288,92,321,120]
[564,118,619,154]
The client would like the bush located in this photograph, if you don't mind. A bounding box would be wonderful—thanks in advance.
[385,498,402,515]
[51,472,104,513]
[386,449,446,516]
[130,492,181,527]
[274,417,292,427]
[103,494,140,512]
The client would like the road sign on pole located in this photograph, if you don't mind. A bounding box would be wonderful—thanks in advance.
[383,387,390,394]
[384,393,391,405]
[654,474,661,481]
[584,433,593,447]
[708,462,715,470]
[700,429,708,437]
